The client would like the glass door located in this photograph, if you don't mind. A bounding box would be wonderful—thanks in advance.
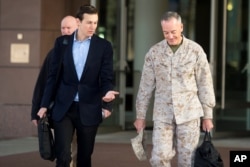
[215,0,250,133]
[93,0,129,129]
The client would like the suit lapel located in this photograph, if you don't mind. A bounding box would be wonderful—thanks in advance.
[65,34,79,81]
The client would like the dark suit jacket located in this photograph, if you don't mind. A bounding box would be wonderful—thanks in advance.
[40,33,114,126]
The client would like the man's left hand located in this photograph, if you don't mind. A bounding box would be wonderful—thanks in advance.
[102,91,119,102]
[202,119,214,132]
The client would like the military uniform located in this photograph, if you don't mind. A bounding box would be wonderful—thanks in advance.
[136,36,215,167]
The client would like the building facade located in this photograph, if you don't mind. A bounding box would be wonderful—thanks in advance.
[0,0,249,138]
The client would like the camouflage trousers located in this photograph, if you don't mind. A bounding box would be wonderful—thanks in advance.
[150,119,200,167]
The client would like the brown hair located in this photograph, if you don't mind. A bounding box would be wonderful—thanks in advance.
[76,5,98,21]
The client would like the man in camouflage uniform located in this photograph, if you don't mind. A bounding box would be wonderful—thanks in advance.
[134,11,215,167]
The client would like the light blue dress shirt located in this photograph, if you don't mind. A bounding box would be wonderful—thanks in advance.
[73,31,91,101]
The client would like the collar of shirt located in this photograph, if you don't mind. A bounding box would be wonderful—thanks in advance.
[73,30,92,42]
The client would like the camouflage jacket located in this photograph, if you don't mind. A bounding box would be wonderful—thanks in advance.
[136,36,216,124]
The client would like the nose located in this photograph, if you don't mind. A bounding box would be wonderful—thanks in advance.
[167,33,174,39]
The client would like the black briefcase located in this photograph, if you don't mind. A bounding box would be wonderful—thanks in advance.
[37,116,55,161]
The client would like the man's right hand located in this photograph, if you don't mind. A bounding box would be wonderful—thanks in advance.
[32,119,38,126]
[133,119,146,133]
[37,107,47,119]
[31,107,48,126]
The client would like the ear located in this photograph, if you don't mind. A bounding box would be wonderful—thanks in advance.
[76,18,81,26]
[180,23,184,32]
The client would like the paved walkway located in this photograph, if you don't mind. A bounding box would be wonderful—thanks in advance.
[0,130,250,167]
[0,130,250,157]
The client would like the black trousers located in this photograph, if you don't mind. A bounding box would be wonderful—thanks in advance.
[53,102,99,167]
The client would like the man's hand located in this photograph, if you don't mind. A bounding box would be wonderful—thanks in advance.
[37,107,47,119]
[134,119,146,133]
[202,119,214,132]
[102,108,112,119]
[32,119,38,126]
[102,91,119,102]
[32,107,48,126]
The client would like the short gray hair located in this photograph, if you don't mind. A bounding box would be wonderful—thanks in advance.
[161,11,182,23]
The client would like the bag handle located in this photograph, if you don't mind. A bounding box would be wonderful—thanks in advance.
[203,130,212,142]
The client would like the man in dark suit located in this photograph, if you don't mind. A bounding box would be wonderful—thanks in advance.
[31,16,79,167]
[37,5,119,167]
[31,15,78,126]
